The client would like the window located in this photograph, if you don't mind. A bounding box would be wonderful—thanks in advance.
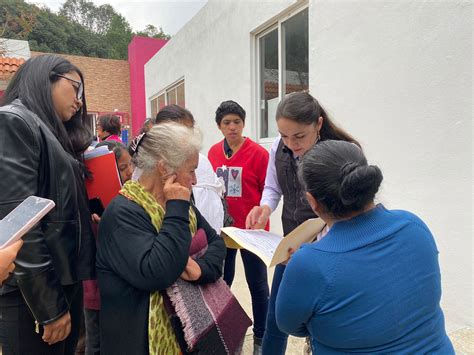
[151,98,158,119]
[257,7,308,139]
[86,113,98,136]
[158,94,166,110]
[150,80,185,117]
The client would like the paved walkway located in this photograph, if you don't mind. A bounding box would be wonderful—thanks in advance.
[1,256,470,355]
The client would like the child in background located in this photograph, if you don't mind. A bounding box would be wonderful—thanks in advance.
[83,140,133,355]
[208,100,270,354]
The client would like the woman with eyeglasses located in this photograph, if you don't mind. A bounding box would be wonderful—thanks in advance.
[0,54,96,354]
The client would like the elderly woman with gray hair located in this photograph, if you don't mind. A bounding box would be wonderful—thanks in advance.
[96,122,228,354]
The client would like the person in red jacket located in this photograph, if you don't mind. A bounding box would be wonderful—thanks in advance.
[208,100,269,355]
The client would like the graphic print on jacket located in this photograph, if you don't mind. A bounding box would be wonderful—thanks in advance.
[216,166,243,197]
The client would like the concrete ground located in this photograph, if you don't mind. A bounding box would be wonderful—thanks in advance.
[1,256,470,355]
[231,254,473,355]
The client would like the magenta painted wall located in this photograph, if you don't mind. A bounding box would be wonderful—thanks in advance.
[128,36,167,137]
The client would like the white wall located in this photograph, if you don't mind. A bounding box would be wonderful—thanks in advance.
[145,0,298,154]
[0,38,31,59]
[308,1,472,332]
[145,0,472,332]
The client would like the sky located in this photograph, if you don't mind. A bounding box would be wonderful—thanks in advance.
[28,0,208,35]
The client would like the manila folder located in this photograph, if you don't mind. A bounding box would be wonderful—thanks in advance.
[221,218,325,267]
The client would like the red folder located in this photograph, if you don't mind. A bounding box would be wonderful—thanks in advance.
[84,151,122,209]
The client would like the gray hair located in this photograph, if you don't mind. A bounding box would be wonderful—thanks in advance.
[132,122,201,174]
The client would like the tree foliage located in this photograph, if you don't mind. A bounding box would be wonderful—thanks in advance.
[1,0,39,40]
[104,14,133,59]
[59,0,115,36]
[136,24,170,40]
[0,0,171,59]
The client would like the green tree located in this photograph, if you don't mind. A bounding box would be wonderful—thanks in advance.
[136,24,170,40]
[59,0,115,36]
[0,0,39,40]
[1,0,170,60]
[104,14,132,59]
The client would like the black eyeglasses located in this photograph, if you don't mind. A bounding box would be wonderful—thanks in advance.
[55,74,83,100]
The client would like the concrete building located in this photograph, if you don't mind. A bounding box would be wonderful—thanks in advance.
[128,36,168,136]
[144,0,472,337]
[0,39,29,95]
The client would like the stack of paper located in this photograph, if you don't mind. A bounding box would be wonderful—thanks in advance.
[221,218,326,267]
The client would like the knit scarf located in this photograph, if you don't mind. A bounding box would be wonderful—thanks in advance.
[120,180,197,355]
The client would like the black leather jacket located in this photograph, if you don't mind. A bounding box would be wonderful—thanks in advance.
[0,101,95,325]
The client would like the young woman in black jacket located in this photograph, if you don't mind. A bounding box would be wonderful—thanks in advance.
[0,54,95,354]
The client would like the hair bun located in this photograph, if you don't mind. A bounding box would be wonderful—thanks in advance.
[340,162,359,180]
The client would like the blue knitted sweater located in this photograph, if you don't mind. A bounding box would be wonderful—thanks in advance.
[276,205,454,354]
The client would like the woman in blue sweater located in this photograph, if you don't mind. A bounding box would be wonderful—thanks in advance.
[276,140,454,354]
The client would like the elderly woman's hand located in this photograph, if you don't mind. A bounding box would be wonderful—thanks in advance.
[163,175,191,202]
[180,257,202,281]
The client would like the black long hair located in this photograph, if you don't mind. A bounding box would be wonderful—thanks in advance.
[276,91,360,147]
[155,104,195,126]
[1,54,92,158]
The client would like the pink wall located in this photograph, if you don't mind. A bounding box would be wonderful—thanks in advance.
[128,36,167,137]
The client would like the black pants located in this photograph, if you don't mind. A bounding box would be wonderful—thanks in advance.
[84,308,100,355]
[0,284,83,355]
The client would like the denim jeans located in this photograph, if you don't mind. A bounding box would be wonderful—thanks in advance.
[262,264,288,355]
[224,248,269,339]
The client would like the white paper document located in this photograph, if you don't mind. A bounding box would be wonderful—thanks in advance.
[221,218,326,267]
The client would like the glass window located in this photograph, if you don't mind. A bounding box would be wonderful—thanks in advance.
[152,80,185,115]
[167,88,177,105]
[257,7,308,139]
[86,113,98,135]
[176,83,185,107]
[151,98,158,119]
[158,93,166,110]
[259,28,279,138]
[283,8,308,95]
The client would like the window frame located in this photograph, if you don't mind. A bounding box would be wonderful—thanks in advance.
[253,3,309,143]
[86,112,98,135]
[149,78,185,116]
